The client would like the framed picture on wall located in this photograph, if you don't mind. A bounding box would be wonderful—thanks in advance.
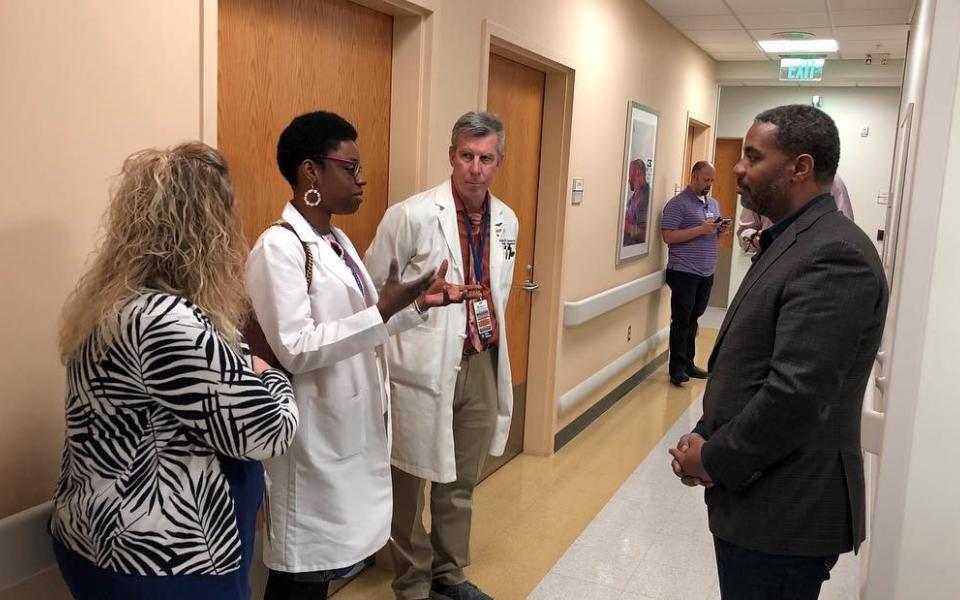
[617,101,659,264]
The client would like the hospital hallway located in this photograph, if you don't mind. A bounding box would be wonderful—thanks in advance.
[330,311,857,600]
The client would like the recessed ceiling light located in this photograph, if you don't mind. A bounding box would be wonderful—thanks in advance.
[758,39,838,54]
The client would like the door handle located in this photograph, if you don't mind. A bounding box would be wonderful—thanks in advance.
[521,264,539,292]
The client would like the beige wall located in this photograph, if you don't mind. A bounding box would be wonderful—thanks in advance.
[409,0,717,424]
[0,0,207,518]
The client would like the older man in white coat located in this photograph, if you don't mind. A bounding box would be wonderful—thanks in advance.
[365,112,519,600]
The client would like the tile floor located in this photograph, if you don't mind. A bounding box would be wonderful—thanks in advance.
[336,332,715,600]
[527,393,860,600]
[337,309,861,599]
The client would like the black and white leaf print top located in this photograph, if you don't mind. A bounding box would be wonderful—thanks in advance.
[50,291,299,576]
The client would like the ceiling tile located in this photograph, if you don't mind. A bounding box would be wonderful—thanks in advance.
[833,25,908,41]
[685,29,755,43]
[713,53,771,61]
[699,41,764,53]
[642,0,732,17]
[829,0,913,10]
[739,12,832,29]
[644,0,912,64]
[726,0,820,13]
[839,40,907,59]
[666,14,743,30]
[831,9,910,26]
[749,27,834,39]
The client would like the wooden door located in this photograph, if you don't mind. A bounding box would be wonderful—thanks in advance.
[481,53,545,478]
[219,0,393,251]
[713,138,742,251]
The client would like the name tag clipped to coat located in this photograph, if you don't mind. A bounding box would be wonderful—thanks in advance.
[473,298,494,340]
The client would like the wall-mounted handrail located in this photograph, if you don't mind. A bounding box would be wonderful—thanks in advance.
[563,270,665,327]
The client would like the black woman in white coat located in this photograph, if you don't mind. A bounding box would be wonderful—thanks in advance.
[246,112,476,600]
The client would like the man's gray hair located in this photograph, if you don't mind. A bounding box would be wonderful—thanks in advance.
[451,111,505,156]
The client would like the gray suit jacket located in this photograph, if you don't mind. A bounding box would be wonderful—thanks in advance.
[700,195,888,557]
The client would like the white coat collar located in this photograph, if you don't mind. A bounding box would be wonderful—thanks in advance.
[434,179,507,281]
[281,202,323,243]
[281,202,370,303]
[434,179,462,274]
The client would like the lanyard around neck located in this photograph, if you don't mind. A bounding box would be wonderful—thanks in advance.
[320,230,365,294]
[464,202,490,284]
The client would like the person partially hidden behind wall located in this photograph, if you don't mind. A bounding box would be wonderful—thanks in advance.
[737,173,855,253]
[50,142,300,600]
[246,111,476,600]
[669,104,888,600]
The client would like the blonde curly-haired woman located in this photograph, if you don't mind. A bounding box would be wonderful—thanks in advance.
[50,142,299,599]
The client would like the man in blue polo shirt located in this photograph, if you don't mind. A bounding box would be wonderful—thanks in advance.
[661,161,730,386]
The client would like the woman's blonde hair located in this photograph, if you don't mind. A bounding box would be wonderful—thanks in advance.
[58,142,249,363]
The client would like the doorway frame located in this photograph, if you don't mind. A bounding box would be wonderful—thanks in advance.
[710,136,744,309]
[477,20,576,456]
[680,113,712,187]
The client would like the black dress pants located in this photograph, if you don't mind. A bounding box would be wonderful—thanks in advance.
[665,268,714,376]
[263,569,330,600]
[713,536,839,600]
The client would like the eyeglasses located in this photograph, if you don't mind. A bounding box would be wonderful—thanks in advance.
[314,155,363,179]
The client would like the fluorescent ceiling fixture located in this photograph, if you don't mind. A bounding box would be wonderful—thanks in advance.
[758,39,838,53]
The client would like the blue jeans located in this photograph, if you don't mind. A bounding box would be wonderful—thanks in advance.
[713,536,839,600]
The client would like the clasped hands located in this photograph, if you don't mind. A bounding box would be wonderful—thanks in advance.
[668,433,714,488]
[377,258,482,322]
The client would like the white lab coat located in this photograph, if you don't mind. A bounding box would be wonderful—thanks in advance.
[364,179,519,483]
[246,203,423,572]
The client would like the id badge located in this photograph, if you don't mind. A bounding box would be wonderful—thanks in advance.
[705,211,716,221]
[472,299,494,340]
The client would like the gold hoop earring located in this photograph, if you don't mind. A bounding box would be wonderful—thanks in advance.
[304,186,322,207]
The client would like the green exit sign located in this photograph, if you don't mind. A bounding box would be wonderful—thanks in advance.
[779,58,825,81]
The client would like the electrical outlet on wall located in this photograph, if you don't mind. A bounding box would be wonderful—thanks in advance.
[627,325,632,342]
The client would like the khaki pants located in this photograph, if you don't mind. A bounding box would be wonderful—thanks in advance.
[390,350,498,600]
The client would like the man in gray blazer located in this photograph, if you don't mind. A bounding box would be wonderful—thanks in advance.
[669,104,888,599]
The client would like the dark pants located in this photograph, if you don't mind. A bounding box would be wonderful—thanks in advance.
[665,268,714,375]
[263,570,329,600]
[713,536,839,600]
